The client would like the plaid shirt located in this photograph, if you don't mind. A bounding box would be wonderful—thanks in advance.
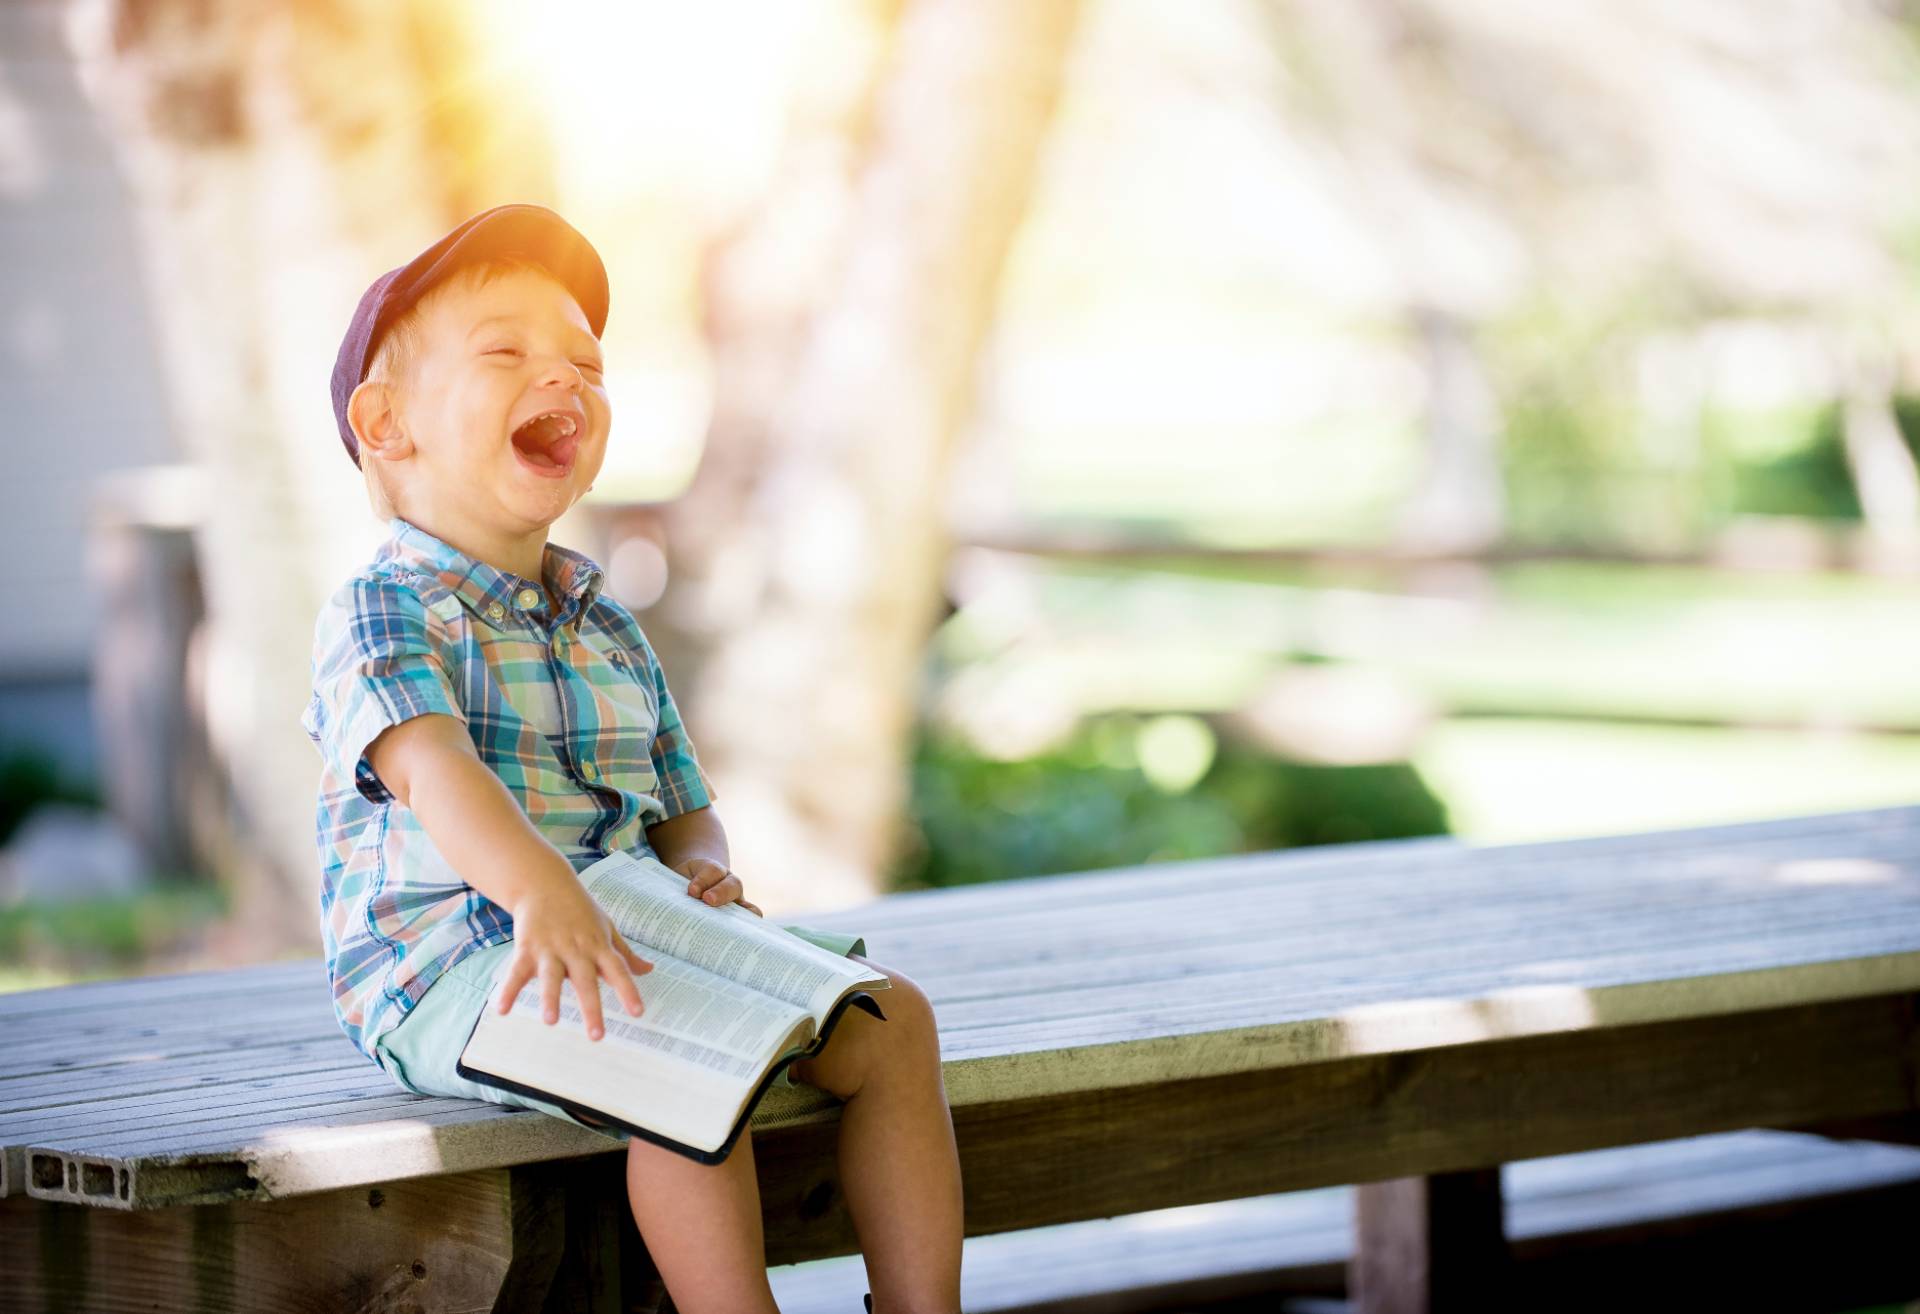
[301,516,716,1062]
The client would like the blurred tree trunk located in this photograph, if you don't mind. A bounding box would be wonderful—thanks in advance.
[1394,307,1506,554]
[649,0,1083,912]
[71,0,551,954]
[1837,350,1920,555]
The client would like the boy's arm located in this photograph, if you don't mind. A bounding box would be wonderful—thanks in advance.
[366,712,650,1039]
[368,712,576,912]
[645,806,726,876]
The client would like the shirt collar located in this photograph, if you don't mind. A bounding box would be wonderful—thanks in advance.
[382,517,606,626]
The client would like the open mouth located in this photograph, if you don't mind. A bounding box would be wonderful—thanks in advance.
[510,409,582,478]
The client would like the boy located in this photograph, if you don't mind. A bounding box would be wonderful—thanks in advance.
[305,203,962,1314]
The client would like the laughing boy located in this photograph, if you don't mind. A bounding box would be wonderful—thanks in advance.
[303,204,963,1314]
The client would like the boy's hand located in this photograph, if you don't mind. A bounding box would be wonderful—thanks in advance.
[499,878,654,1040]
[676,857,763,917]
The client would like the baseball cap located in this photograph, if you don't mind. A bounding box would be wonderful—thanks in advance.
[330,203,610,467]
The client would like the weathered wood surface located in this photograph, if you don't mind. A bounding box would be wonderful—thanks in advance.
[0,1164,564,1314]
[766,1130,1920,1314]
[751,992,1917,1263]
[4,804,1919,1213]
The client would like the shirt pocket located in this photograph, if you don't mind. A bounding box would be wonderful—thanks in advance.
[580,644,661,787]
[463,632,566,759]
[511,669,566,738]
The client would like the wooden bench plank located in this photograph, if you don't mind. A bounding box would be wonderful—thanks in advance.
[746,994,1917,1266]
[876,861,1920,971]
[0,1038,361,1107]
[6,805,1918,1212]
[3,1067,401,1143]
[841,805,1916,932]
[907,923,1918,1033]
[916,914,1920,1028]
[766,1131,1920,1313]
[0,959,322,1020]
[5,997,335,1059]
[866,824,1920,966]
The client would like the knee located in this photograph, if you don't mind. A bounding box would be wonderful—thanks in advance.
[871,967,940,1054]
[792,962,941,1094]
[878,967,931,1019]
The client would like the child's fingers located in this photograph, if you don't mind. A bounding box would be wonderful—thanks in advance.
[567,959,606,1041]
[600,946,647,1018]
[699,874,745,906]
[497,953,535,1014]
[540,953,565,1026]
[685,861,731,899]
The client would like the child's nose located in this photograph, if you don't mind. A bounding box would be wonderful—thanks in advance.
[537,358,583,390]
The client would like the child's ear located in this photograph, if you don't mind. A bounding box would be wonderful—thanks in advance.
[348,380,412,463]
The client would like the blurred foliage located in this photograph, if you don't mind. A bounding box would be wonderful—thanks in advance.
[1498,317,1676,550]
[0,884,227,972]
[0,749,101,847]
[1500,361,1920,544]
[1483,278,1920,547]
[1720,405,1858,518]
[1724,396,1920,520]
[889,719,1450,891]
[0,752,223,993]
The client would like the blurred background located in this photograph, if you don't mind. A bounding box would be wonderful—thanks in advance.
[6,0,1920,992]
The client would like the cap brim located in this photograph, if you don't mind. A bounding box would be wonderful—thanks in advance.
[379,203,609,347]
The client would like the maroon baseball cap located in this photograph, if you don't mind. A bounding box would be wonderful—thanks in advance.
[330,203,610,467]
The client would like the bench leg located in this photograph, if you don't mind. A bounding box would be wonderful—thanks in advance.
[1351,1167,1510,1314]
[0,1162,636,1314]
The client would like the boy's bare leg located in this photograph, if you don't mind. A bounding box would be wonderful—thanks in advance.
[626,1128,781,1314]
[788,959,963,1314]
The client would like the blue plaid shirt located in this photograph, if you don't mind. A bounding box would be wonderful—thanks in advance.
[301,517,716,1062]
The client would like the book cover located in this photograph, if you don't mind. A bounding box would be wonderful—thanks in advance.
[456,851,890,1162]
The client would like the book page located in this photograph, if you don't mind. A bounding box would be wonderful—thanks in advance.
[463,972,765,1154]
[488,953,810,1084]
[579,851,886,1016]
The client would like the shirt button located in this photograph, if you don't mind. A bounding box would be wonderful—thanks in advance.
[607,650,626,668]
[485,602,506,622]
[515,588,541,610]
[580,761,600,782]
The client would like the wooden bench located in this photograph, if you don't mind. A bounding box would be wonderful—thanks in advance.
[769,1128,1920,1312]
[4,804,1918,1312]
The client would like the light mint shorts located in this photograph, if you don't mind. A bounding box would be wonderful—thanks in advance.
[373,925,868,1141]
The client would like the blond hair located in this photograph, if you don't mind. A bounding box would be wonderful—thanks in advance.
[356,253,566,521]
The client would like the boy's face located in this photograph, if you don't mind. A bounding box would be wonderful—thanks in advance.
[381,265,610,538]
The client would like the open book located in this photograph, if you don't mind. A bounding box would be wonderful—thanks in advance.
[455,850,890,1164]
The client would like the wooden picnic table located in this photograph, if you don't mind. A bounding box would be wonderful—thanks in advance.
[3,803,1918,1312]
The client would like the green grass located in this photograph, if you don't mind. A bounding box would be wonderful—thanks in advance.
[930,552,1920,849]
[0,964,105,994]
[941,553,1920,735]
[1415,716,1920,845]
[0,883,229,989]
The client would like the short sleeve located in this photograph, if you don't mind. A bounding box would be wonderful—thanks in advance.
[302,576,465,805]
[632,628,715,821]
